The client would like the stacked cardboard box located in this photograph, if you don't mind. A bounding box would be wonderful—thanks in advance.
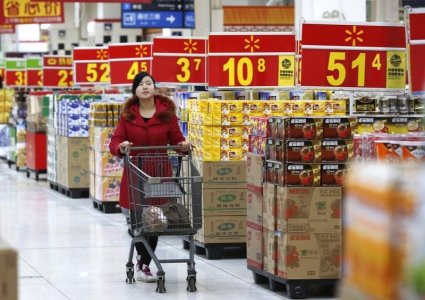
[192,160,247,244]
[88,101,123,203]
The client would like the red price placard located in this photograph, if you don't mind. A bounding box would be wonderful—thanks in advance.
[43,55,73,88]
[152,37,206,85]
[5,70,26,87]
[108,42,152,86]
[207,33,296,88]
[300,22,406,90]
[27,70,43,87]
[73,47,109,86]
[408,8,425,95]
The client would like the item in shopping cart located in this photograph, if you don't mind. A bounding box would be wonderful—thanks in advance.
[161,202,191,229]
[142,206,168,232]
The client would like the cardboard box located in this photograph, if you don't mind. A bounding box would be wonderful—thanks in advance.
[92,127,114,152]
[202,188,247,216]
[0,240,17,300]
[247,187,263,230]
[197,215,246,243]
[247,226,263,269]
[277,232,342,280]
[194,160,246,188]
[263,228,277,275]
[323,117,357,139]
[276,187,342,233]
[94,175,121,202]
[94,151,123,177]
[262,183,276,231]
[246,153,264,189]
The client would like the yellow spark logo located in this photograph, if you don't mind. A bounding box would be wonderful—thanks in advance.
[135,45,148,57]
[345,26,364,46]
[96,49,108,60]
[244,35,260,52]
[184,39,198,53]
[47,58,57,65]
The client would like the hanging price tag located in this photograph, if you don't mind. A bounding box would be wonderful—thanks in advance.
[5,58,26,87]
[73,47,110,86]
[207,33,296,88]
[300,22,406,90]
[108,42,152,86]
[152,37,206,85]
[26,57,43,87]
[43,55,73,88]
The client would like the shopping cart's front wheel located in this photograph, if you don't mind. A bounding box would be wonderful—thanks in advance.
[156,276,166,293]
[126,263,135,283]
[186,275,197,292]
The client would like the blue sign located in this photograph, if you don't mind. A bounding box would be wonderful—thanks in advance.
[121,1,195,29]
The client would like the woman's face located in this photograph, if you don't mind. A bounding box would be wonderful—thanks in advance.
[135,76,155,100]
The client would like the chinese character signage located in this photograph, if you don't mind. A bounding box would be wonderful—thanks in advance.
[0,24,15,34]
[0,0,64,24]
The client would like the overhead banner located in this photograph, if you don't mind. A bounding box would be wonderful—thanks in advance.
[108,42,152,86]
[207,32,296,88]
[5,58,26,87]
[152,37,206,85]
[407,8,425,95]
[0,24,15,34]
[43,55,73,88]
[26,56,42,87]
[300,21,406,90]
[0,0,64,24]
[73,47,110,86]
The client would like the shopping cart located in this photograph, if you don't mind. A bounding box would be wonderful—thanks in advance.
[124,146,202,293]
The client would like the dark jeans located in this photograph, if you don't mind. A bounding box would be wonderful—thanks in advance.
[135,236,158,266]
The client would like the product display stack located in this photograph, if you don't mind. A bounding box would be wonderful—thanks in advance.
[52,93,97,198]
[88,100,123,213]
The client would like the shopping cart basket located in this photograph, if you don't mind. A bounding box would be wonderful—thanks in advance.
[124,146,202,293]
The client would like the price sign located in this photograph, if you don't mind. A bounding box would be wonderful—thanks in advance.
[108,42,152,86]
[5,58,26,87]
[300,22,406,90]
[407,8,425,95]
[73,47,110,86]
[26,57,43,87]
[43,55,73,88]
[152,37,206,85]
[208,33,295,88]
[0,24,14,34]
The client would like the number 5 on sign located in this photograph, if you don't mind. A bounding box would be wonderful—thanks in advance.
[86,63,109,83]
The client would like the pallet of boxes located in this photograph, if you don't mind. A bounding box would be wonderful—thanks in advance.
[184,91,248,260]
[52,94,97,198]
[89,100,123,213]
[247,93,352,299]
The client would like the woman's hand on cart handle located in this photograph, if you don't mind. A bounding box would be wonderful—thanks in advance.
[178,141,194,153]
[119,141,133,154]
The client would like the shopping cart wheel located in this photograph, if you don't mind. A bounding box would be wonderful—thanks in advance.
[186,275,197,292]
[126,263,135,283]
[156,276,166,293]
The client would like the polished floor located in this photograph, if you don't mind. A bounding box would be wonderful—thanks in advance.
[0,162,336,300]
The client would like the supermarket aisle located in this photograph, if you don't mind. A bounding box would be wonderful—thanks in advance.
[0,163,335,300]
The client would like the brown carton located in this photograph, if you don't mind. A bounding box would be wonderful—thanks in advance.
[277,232,342,279]
[321,164,348,186]
[202,188,247,216]
[285,140,321,163]
[263,228,277,275]
[0,240,17,300]
[194,160,246,189]
[197,215,246,243]
[323,117,357,139]
[247,226,263,269]
[92,127,114,152]
[262,183,276,231]
[321,140,354,163]
[247,186,263,230]
[94,175,121,202]
[283,118,323,140]
[285,164,321,187]
[276,187,342,233]
[246,153,264,189]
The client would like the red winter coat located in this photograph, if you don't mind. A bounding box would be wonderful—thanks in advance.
[109,94,185,209]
